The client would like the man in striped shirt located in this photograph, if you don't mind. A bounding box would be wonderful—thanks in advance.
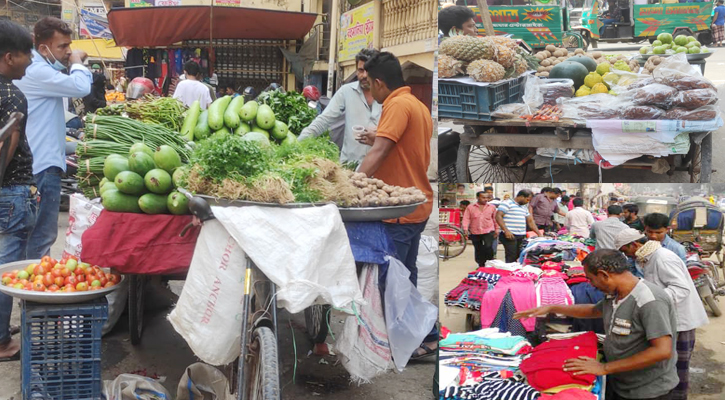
[496,189,541,263]
[462,191,498,266]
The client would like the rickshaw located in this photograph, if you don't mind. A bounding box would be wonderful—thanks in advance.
[439,206,467,260]
[670,197,724,269]
[670,197,724,316]
[630,196,679,217]
[578,0,714,48]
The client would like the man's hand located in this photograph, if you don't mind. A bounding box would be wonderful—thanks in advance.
[564,357,608,376]
[69,50,88,65]
[504,230,515,240]
[513,306,552,320]
[356,129,376,146]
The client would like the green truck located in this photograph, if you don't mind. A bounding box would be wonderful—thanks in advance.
[466,0,713,49]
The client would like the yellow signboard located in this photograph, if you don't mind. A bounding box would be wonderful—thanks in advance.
[338,2,375,63]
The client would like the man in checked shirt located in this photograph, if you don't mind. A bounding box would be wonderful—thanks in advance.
[0,20,36,362]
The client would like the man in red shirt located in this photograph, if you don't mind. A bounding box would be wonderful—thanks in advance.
[463,191,498,266]
[357,52,436,359]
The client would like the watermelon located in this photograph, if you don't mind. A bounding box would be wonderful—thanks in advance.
[549,61,589,89]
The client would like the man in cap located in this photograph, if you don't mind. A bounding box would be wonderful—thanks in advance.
[615,228,708,400]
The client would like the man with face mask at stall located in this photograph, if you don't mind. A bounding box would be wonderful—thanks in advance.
[15,17,92,258]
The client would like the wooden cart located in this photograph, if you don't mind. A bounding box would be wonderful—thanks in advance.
[445,118,713,183]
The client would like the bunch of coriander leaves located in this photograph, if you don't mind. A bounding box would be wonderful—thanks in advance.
[190,132,342,203]
[257,90,318,135]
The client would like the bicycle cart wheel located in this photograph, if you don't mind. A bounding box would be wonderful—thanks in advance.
[304,305,330,344]
[439,224,467,260]
[689,133,712,183]
[247,326,281,400]
[468,146,528,183]
[128,274,146,345]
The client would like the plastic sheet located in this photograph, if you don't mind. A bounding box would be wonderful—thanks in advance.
[176,363,233,400]
[384,256,438,372]
[669,89,719,109]
[653,53,706,80]
[665,106,719,121]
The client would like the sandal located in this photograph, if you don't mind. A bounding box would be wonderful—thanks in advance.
[0,351,20,363]
[410,343,437,360]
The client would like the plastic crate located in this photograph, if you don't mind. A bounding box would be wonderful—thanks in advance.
[438,76,526,121]
[439,162,458,183]
[21,298,108,400]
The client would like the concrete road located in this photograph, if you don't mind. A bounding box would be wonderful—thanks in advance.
[440,245,725,398]
[441,41,725,183]
[0,213,435,400]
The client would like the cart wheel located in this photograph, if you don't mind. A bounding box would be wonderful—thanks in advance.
[705,294,722,317]
[439,224,467,260]
[246,326,281,400]
[468,146,528,183]
[304,305,330,344]
[128,275,146,345]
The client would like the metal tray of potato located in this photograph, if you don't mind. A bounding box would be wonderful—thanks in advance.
[638,50,714,61]
[0,260,123,304]
[198,195,424,222]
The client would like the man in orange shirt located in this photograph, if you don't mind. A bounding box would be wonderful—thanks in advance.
[357,52,436,359]
[463,191,498,267]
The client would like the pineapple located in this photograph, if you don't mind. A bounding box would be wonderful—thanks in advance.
[493,45,516,69]
[487,36,518,50]
[513,55,528,76]
[467,60,505,83]
[440,35,494,62]
[438,54,465,78]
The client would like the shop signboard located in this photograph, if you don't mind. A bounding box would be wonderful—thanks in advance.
[468,6,564,49]
[129,0,154,7]
[80,8,113,39]
[338,2,375,63]
[632,3,712,38]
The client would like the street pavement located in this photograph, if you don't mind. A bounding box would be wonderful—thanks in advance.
[440,245,725,399]
[441,41,725,183]
[0,214,435,400]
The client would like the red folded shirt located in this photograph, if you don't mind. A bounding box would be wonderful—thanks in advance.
[520,331,599,391]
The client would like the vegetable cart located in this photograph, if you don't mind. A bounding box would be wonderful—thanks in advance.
[444,117,713,183]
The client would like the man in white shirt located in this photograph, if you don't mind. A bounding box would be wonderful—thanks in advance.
[173,61,212,109]
[565,197,595,237]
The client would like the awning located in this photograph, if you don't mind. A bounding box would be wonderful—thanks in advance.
[107,6,318,48]
[71,39,125,61]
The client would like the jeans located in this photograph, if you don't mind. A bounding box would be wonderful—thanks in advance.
[0,186,38,344]
[470,232,495,266]
[384,220,438,342]
[492,236,498,257]
[600,19,617,36]
[27,167,62,259]
[499,232,526,263]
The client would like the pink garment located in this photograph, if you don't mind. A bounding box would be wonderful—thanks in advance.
[480,276,537,332]
[536,276,575,307]
[462,202,499,235]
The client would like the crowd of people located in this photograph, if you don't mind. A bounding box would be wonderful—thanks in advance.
[453,186,711,400]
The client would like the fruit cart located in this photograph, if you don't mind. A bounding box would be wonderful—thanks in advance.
[446,118,713,183]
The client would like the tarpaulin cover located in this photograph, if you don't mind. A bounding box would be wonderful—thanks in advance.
[107,6,318,47]
[80,211,200,275]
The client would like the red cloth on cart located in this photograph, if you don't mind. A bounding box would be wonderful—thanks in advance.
[80,211,200,275]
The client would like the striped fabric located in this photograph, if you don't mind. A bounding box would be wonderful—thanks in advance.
[497,200,530,236]
[440,377,540,400]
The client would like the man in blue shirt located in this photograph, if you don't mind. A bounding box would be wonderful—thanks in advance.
[644,213,687,263]
[15,17,91,258]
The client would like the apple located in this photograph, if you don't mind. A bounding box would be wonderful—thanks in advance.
[54,277,64,287]
[76,282,88,291]
[65,259,78,272]
[13,283,24,290]
[16,270,29,280]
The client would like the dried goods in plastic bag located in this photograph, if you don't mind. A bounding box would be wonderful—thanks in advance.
[557,94,622,120]
[665,105,719,121]
[620,105,666,120]
[632,84,678,108]
[653,53,706,81]
[669,89,719,110]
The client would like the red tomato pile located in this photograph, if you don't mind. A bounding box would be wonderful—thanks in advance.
[0,256,121,293]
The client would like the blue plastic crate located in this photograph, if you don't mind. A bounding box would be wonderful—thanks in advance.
[439,75,526,121]
[21,298,108,400]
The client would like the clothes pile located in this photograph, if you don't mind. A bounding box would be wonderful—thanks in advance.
[439,329,605,400]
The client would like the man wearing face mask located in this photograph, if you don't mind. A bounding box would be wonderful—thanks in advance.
[298,49,382,164]
[15,17,92,258]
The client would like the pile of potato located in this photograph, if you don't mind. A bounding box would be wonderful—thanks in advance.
[534,45,587,77]
[349,172,427,207]
[642,56,663,75]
